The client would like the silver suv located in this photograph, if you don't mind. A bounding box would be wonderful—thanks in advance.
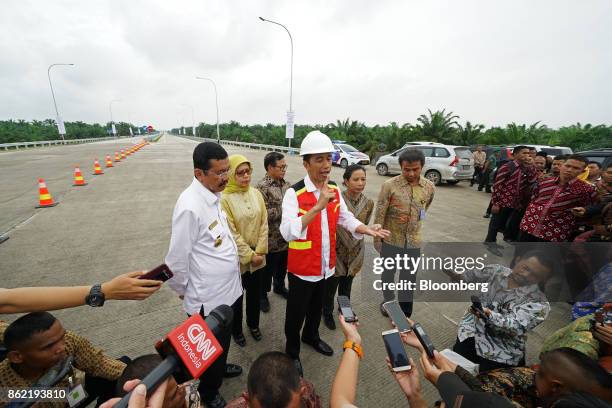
[375,144,474,185]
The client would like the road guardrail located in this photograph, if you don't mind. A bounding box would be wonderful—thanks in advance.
[178,135,300,155]
[0,135,157,151]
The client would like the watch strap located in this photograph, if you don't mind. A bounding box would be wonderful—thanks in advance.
[343,341,363,359]
[86,284,105,307]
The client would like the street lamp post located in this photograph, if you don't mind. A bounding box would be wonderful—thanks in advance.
[47,63,75,142]
[195,77,220,144]
[109,99,122,137]
[182,104,196,137]
[259,16,294,151]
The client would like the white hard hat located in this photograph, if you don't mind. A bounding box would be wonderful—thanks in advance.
[300,130,335,156]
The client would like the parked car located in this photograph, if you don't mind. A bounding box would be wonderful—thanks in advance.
[507,144,573,158]
[403,141,445,146]
[576,148,612,169]
[332,142,370,168]
[375,144,474,185]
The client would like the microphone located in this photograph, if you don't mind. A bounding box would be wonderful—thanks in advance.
[114,305,233,408]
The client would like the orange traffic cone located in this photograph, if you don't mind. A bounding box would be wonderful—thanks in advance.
[121,149,126,159]
[93,159,104,175]
[36,178,58,208]
[105,154,113,168]
[126,148,132,156]
[73,166,87,186]
[114,151,121,162]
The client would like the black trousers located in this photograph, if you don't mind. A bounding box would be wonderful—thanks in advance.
[472,166,483,185]
[323,275,354,316]
[285,273,325,358]
[381,242,418,317]
[192,298,238,402]
[479,169,492,191]
[233,270,262,334]
[485,207,514,242]
[453,337,523,372]
[505,209,525,241]
[261,250,288,296]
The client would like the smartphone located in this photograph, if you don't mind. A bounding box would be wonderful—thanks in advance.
[470,295,488,320]
[382,301,411,333]
[412,323,436,359]
[139,264,174,282]
[382,329,411,372]
[337,295,357,323]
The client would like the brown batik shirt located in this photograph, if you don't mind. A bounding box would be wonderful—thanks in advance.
[373,175,435,248]
[256,174,290,253]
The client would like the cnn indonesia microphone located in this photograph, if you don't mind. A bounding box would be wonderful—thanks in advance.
[115,305,233,408]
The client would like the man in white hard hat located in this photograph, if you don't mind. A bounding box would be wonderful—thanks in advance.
[280,130,390,375]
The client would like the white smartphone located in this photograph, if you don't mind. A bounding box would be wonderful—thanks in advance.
[382,329,411,372]
[382,301,411,333]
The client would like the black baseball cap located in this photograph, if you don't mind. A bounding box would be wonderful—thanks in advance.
[436,372,514,408]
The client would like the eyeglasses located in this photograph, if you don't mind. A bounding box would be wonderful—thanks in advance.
[236,169,252,177]
[274,165,288,171]
[206,169,229,178]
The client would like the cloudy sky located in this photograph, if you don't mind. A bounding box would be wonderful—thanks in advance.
[1,0,611,130]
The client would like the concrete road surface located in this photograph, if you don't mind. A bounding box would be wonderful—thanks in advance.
[0,134,569,406]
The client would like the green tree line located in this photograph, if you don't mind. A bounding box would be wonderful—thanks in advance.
[172,109,610,157]
[0,119,139,143]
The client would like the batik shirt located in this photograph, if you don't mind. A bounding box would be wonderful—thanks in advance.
[520,177,598,241]
[492,161,537,209]
[457,264,550,366]
[373,175,435,248]
[256,174,290,253]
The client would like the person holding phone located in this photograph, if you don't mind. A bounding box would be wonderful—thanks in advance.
[280,131,389,376]
[330,315,428,408]
[322,164,375,330]
[448,251,553,372]
[221,154,268,347]
[0,271,162,314]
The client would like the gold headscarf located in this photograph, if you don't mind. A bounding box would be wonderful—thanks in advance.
[224,154,251,194]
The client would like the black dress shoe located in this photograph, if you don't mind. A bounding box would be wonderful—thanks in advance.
[293,358,304,377]
[273,286,289,299]
[323,313,336,330]
[302,338,334,356]
[260,296,270,313]
[232,332,246,347]
[223,363,242,378]
[249,327,262,341]
[483,213,491,218]
[203,392,226,408]
[380,302,389,317]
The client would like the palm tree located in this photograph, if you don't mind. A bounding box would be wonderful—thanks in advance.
[416,109,460,143]
[455,121,485,146]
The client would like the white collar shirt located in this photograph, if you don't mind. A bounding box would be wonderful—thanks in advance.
[280,174,364,282]
[165,178,242,315]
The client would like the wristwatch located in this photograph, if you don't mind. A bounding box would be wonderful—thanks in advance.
[85,284,105,307]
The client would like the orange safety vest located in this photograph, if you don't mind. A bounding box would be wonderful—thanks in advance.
[287,179,341,277]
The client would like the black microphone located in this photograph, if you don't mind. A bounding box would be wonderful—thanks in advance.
[114,305,233,408]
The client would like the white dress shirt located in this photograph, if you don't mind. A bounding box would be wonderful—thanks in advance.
[165,178,242,315]
[280,175,364,282]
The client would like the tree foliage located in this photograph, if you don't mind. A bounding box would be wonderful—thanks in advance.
[0,120,139,143]
[170,109,609,157]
